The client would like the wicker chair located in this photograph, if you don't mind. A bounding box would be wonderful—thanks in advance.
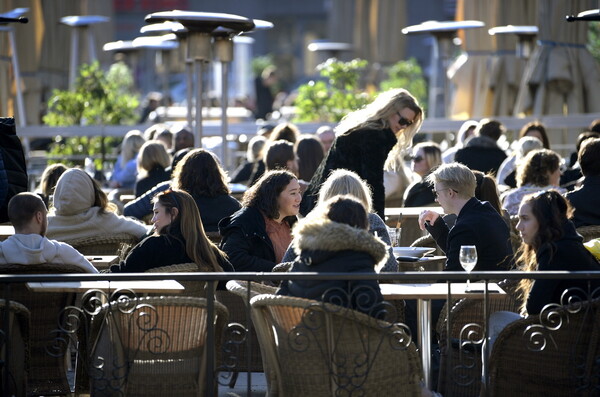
[436,280,522,397]
[63,233,140,256]
[0,262,89,396]
[576,225,600,243]
[488,298,600,396]
[218,280,277,388]
[0,300,30,397]
[88,296,228,397]
[145,262,213,298]
[251,294,424,397]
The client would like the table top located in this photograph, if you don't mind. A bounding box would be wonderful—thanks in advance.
[86,256,119,270]
[26,280,185,293]
[380,282,505,300]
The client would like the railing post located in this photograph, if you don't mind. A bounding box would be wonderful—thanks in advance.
[206,281,215,396]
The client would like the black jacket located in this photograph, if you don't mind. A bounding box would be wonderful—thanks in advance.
[277,217,387,317]
[426,197,513,272]
[454,136,507,176]
[527,221,600,315]
[219,206,296,272]
[110,230,234,287]
[196,194,241,233]
[0,118,27,223]
[403,179,436,207]
[300,127,397,218]
[134,166,170,197]
[564,175,600,228]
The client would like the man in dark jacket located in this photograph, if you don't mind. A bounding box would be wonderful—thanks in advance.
[565,137,600,227]
[454,119,507,176]
[419,162,513,272]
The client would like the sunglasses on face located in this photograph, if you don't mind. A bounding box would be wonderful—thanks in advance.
[411,155,424,162]
[397,112,414,127]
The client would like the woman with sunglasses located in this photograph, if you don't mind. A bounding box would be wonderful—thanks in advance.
[110,189,233,275]
[403,142,442,207]
[299,88,423,218]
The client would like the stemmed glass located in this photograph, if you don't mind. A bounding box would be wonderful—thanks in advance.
[459,245,478,291]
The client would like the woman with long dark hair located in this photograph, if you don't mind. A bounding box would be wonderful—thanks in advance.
[219,170,300,272]
[110,189,232,274]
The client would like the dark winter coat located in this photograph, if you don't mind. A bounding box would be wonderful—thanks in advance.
[219,206,297,272]
[300,127,397,218]
[426,197,513,272]
[0,118,27,223]
[403,179,436,207]
[454,135,507,176]
[526,220,600,315]
[564,175,600,228]
[134,166,170,197]
[277,216,387,317]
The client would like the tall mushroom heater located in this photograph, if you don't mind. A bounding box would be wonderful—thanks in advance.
[145,11,254,149]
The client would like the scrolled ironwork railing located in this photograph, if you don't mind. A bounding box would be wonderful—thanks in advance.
[1,270,600,396]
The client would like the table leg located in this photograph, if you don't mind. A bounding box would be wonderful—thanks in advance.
[417,298,432,389]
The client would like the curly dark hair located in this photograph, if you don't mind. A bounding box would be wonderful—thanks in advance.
[516,149,560,187]
[242,170,297,224]
[172,149,229,198]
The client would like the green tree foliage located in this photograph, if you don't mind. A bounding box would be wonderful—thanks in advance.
[294,58,372,122]
[588,22,600,62]
[380,58,428,113]
[43,62,139,167]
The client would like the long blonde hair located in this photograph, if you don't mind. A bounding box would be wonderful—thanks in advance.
[154,189,225,271]
[120,130,146,163]
[335,88,424,151]
[317,169,373,213]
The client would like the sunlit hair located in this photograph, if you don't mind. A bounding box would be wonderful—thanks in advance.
[137,140,171,176]
[154,189,225,271]
[247,135,267,162]
[172,148,229,197]
[269,122,300,144]
[40,163,68,198]
[335,88,424,151]
[472,170,502,214]
[515,190,573,313]
[8,193,47,230]
[515,136,544,161]
[143,123,169,141]
[242,170,297,224]
[264,140,295,171]
[519,121,550,149]
[120,130,145,163]
[578,137,600,177]
[295,135,324,181]
[90,173,118,214]
[425,163,476,199]
[317,169,372,213]
[324,195,369,230]
[457,120,478,145]
[413,141,442,171]
[516,149,560,187]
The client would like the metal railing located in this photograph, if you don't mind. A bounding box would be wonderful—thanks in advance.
[0,270,598,396]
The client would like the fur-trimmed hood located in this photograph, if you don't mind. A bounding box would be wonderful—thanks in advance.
[292,216,389,267]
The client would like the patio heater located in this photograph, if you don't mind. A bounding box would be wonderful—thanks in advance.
[145,11,254,149]
[488,26,539,59]
[212,19,272,169]
[140,22,190,125]
[131,35,179,110]
[402,20,484,118]
[0,8,28,128]
[60,15,110,90]
[307,40,353,64]
[566,5,600,21]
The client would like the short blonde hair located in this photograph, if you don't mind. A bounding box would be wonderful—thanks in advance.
[137,140,171,175]
[426,163,476,199]
[317,169,372,213]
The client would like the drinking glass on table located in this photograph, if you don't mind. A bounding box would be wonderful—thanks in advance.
[387,227,401,247]
[459,245,477,291]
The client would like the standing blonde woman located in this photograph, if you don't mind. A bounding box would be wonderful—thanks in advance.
[300,88,423,218]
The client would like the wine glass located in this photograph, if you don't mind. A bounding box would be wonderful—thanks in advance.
[459,245,478,291]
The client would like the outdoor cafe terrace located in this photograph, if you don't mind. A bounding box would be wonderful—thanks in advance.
[1,270,599,397]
